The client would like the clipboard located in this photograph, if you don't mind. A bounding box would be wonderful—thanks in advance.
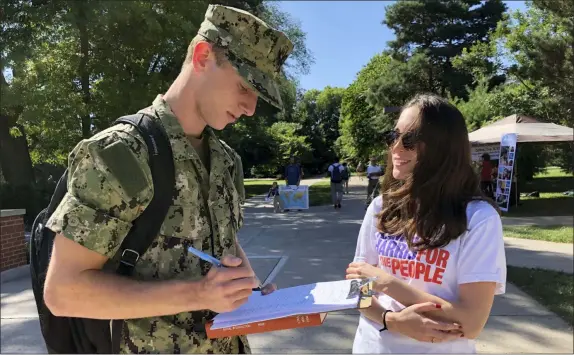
[205,280,374,339]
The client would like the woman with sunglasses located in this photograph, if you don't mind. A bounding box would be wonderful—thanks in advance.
[347,94,506,353]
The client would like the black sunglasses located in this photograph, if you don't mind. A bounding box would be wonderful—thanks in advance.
[383,129,419,150]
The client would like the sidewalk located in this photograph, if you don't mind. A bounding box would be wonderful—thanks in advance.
[1,177,573,353]
[503,237,573,273]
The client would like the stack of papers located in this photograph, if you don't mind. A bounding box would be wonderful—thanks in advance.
[211,279,362,330]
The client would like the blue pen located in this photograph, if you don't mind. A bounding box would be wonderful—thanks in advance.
[187,246,263,291]
[187,246,224,268]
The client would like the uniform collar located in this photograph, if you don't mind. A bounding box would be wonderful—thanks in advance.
[144,95,233,170]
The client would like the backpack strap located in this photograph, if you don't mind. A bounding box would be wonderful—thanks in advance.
[111,113,175,276]
[108,113,175,353]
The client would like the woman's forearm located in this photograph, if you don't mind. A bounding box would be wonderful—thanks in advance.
[359,297,386,326]
[378,277,449,309]
[377,277,494,339]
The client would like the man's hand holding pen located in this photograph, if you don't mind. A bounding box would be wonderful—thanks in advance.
[187,246,279,313]
[198,255,259,313]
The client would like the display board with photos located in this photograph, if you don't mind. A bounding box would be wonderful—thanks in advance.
[495,133,517,212]
[471,144,500,162]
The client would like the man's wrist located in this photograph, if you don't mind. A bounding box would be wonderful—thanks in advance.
[173,279,207,311]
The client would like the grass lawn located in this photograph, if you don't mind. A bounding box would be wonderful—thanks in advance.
[243,179,280,199]
[503,225,574,244]
[243,178,333,206]
[309,179,332,206]
[505,166,573,217]
[507,266,574,327]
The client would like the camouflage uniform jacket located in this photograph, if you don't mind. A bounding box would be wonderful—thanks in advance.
[47,95,250,353]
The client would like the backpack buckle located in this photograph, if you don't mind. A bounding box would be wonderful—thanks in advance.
[120,249,140,267]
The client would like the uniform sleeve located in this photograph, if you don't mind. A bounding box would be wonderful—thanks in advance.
[46,126,154,258]
[353,198,382,265]
[232,152,245,204]
[457,205,507,295]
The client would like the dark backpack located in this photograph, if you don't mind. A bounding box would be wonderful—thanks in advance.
[29,113,175,354]
[341,166,349,180]
[330,164,343,183]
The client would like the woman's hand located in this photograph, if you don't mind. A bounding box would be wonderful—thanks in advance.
[386,302,464,343]
[346,262,390,285]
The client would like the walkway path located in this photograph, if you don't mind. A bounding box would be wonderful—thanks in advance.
[504,237,573,273]
[1,176,572,353]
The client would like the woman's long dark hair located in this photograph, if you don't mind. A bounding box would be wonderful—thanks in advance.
[377,94,498,251]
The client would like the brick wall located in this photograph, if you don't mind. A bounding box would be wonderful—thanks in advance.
[1,210,27,272]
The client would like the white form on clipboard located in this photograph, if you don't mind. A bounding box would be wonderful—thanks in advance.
[210,279,372,330]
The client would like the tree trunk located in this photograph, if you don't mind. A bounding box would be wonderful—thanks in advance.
[76,3,92,138]
[0,116,35,187]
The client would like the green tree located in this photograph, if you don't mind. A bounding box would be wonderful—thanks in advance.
[502,0,573,174]
[2,0,313,178]
[338,53,391,162]
[383,0,507,98]
[367,52,434,113]
[1,0,314,220]
[1,0,63,186]
[448,77,498,131]
[499,1,573,127]
[270,122,312,163]
[293,87,344,173]
[453,0,573,173]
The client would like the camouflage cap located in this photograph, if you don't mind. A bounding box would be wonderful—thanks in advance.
[197,4,294,110]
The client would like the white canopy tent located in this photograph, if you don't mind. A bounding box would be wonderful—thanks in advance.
[469,114,573,144]
[469,114,573,211]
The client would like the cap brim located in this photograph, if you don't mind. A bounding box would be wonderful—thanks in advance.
[229,57,283,110]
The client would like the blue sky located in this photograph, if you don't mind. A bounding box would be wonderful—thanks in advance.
[276,1,529,91]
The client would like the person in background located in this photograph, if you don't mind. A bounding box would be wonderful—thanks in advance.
[284,156,303,212]
[341,162,351,194]
[346,94,506,354]
[356,161,365,181]
[328,157,345,209]
[267,181,283,213]
[480,153,494,199]
[365,156,383,208]
[285,156,302,186]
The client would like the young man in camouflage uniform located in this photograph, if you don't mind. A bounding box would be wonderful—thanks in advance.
[42,5,293,354]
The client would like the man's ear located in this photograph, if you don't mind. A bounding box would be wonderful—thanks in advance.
[191,41,215,72]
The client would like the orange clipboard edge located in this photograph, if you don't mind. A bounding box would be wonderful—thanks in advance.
[205,280,374,339]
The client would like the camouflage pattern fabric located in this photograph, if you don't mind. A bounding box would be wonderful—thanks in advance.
[46,95,249,353]
[197,4,294,110]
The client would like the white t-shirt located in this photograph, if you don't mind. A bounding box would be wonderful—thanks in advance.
[352,196,506,354]
[366,165,382,179]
